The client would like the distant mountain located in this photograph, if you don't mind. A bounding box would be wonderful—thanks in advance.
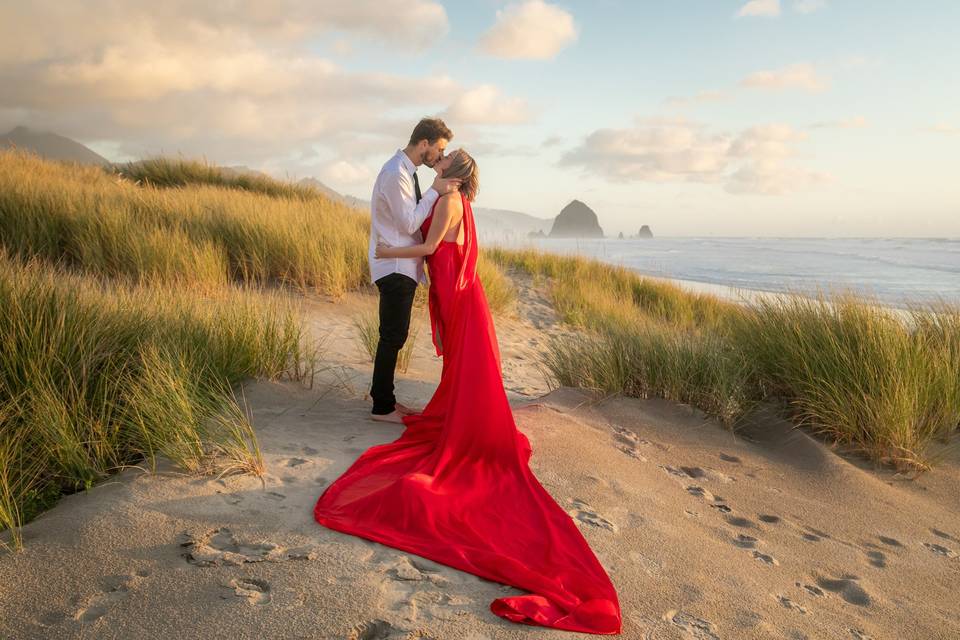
[549,200,604,238]
[1,126,110,165]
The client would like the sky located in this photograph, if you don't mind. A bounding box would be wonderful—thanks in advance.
[1,1,958,237]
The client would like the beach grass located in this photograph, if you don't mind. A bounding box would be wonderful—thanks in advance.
[115,156,319,201]
[490,247,960,472]
[0,149,368,297]
[0,250,312,550]
[731,294,960,471]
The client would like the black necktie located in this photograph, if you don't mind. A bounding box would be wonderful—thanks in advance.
[413,170,422,204]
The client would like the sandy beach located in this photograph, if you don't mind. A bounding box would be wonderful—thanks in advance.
[1,281,959,640]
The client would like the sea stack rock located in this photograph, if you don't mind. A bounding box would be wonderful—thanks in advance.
[637,225,653,239]
[549,200,604,238]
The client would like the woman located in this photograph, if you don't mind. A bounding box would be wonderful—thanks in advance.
[313,149,622,634]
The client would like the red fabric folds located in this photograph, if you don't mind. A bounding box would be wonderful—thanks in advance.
[314,193,622,634]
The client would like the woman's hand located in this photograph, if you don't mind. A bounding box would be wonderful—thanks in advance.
[375,241,394,259]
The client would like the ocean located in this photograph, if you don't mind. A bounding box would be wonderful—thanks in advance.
[495,237,960,308]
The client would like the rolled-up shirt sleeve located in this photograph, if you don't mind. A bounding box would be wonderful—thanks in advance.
[383,171,440,235]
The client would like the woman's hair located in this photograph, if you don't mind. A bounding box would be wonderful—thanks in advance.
[443,149,479,201]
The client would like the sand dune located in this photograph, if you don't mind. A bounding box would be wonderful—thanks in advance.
[1,290,958,639]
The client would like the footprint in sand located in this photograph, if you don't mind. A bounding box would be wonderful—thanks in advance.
[775,594,807,614]
[863,548,886,568]
[285,457,309,467]
[815,574,871,606]
[74,574,140,623]
[877,535,903,547]
[568,499,618,532]
[378,555,470,624]
[349,619,396,640]
[725,515,756,529]
[663,610,720,640]
[732,534,758,549]
[710,503,732,513]
[686,485,715,501]
[301,445,320,455]
[719,453,741,463]
[758,514,781,524]
[850,629,875,640]
[752,551,779,566]
[922,542,958,558]
[611,425,648,461]
[796,582,825,597]
[225,577,271,605]
[661,464,735,483]
[180,527,318,566]
[931,528,960,544]
[729,530,779,564]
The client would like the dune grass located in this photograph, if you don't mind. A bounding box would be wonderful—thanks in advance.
[0,251,313,550]
[731,295,960,471]
[115,156,319,201]
[0,150,368,296]
[489,246,960,472]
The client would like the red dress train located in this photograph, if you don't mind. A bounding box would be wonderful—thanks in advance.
[313,193,622,634]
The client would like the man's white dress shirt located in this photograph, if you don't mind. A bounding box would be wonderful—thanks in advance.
[368,149,440,285]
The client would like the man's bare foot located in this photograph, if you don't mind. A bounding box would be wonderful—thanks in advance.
[395,402,423,416]
[370,410,405,424]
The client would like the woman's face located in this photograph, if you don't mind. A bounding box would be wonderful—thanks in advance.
[434,150,457,176]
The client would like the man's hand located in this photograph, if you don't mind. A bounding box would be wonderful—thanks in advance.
[374,241,392,259]
[432,176,461,195]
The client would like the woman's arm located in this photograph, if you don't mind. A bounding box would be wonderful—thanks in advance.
[376,194,461,258]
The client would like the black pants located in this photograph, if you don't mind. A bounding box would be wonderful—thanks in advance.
[370,273,418,414]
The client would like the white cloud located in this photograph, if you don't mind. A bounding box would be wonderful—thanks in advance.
[443,85,532,125]
[559,117,828,195]
[479,1,578,60]
[0,1,529,175]
[0,1,449,63]
[736,0,781,18]
[794,0,827,14]
[741,63,828,92]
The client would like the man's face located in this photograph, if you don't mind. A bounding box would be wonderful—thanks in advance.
[421,138,449,168]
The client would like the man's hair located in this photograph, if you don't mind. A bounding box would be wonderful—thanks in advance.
[408,117,453,146]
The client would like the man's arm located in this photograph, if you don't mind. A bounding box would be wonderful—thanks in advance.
[376,195,458,259]
[382,171,439,236]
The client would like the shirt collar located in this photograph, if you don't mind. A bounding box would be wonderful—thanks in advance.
[397,149,417,175]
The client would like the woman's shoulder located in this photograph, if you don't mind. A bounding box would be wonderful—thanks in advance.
[437,191,464,208]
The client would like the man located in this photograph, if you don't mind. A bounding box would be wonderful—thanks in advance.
[368,117,461,423]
